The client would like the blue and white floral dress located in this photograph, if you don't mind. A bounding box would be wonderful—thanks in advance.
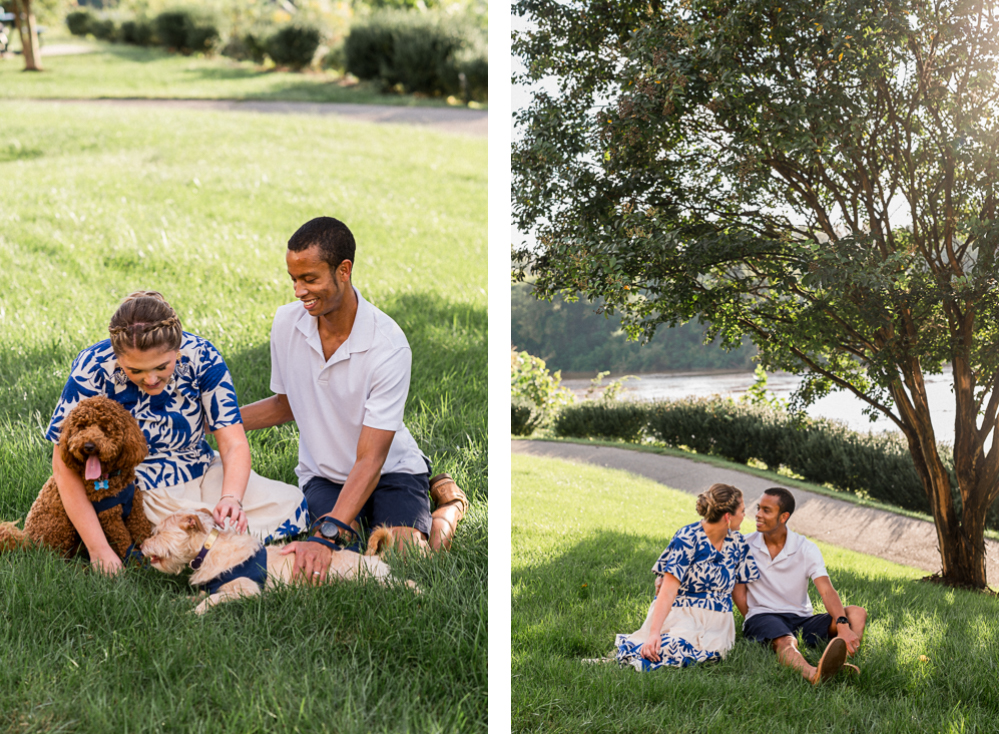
[46,333,308,543]
[615,522,760,671]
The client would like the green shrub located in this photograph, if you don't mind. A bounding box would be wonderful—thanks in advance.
[510,349,574,429]
[554,401,649,443]
[345,11,487,99]
[322,42,346,73]
[154,8,220,53]
[512,397,545,437]
[66,10,93,36]
[455,35,487,101]
[119,18,155,46]
[266,23,321,70]
[644,397,997,529]
[88,15,117,41]
[220,28,268,64]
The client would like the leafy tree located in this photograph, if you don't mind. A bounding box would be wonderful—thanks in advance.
[10,0,43,71]
[513,0,998,588]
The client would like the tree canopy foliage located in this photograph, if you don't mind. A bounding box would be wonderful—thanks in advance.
[513,0,998,588]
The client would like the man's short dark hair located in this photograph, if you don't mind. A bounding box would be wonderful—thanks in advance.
[764,487,795,517]
[288,217,356,273]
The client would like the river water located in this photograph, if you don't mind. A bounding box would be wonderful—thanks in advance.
[561,369,962,445]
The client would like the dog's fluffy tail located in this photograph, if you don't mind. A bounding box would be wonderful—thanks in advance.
[0,520,30,553]
[365,526,393,557]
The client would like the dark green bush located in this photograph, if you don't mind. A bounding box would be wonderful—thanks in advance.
[554,401,650,443]
[322,42,346,73]
[574,396,998,530]
[511,397,545,437]
[345,11,487,99]
[88,15,117,41]
[221,29,268,64]
[266,23,321,70]
[154,8,219,53]
[119,18,154,46]
[455,37,487,101]
[66,10,93,36]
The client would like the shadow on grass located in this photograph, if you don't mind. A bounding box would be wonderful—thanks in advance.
[513,527,1000,690]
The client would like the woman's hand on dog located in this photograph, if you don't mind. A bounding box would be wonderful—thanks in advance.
[213,497,248,533]
[280,540,332,584]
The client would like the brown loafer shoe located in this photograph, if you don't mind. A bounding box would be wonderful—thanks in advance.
[811,638,847,685]
[429,473,469,518]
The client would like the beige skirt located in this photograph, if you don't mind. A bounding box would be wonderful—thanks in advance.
[141,455,309,543]
[615,601,736,671]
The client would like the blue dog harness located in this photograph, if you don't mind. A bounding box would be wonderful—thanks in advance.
[90,478,136,520]
[197,545,269,596]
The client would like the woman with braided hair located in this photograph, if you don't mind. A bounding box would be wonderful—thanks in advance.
[612,483,760,671]
[45,291,308,575]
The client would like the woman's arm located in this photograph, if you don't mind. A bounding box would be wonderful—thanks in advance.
[640,573,681,662]
[211,422,251,533]
[52,448,123,575]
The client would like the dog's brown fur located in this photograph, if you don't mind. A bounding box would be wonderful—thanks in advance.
[0,396,152,559]
[141,510,419,614]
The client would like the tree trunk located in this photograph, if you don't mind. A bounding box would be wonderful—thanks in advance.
[894,363,994,590]
[12,0,42,72]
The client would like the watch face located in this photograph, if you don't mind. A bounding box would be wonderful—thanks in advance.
[319,520,340,540]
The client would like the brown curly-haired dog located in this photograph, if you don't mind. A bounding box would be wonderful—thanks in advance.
[0,396,153,560]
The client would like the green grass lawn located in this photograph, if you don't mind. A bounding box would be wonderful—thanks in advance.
[0,35,463,106]
[0,101,486,732]
[512,454,999,734]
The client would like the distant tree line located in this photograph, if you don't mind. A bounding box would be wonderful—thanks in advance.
[512,283,756,374]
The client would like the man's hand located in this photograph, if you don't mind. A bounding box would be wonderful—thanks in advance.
[280,540,333,584]
[838,623,861,656]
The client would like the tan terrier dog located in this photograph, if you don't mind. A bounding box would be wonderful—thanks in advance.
[142,510,418,613]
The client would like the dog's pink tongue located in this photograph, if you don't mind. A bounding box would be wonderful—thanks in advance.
[85,455,102,481]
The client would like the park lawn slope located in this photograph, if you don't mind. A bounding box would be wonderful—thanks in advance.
[0,41,453,105]
[0,101,486,732]
[512,454,998,734]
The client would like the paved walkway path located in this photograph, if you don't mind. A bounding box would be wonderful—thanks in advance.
[512,439,999,586]
[27,44,487,138]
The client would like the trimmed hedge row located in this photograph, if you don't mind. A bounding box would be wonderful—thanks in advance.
[553,398,999,530]
[345,11,487,100]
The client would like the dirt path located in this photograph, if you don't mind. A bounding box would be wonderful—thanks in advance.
[512,439,999,588]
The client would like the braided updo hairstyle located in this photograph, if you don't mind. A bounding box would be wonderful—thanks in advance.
[108,291,183,355]
[695,483,743,524]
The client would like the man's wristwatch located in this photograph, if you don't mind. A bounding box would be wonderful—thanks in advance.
[836,615,850,626]
[314,516,344,543]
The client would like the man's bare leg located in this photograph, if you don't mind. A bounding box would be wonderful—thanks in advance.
[428,474,469,551]
[773,636,816,681]
[386,526,429,557]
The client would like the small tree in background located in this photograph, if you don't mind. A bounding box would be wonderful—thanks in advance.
[514,0,997,588]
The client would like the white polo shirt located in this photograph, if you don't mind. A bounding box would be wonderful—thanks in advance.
[269,287,429,486]
[744,530,828,620]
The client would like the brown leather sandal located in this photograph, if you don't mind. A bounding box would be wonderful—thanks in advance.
[811,638,847,685]
[429,473,469,518]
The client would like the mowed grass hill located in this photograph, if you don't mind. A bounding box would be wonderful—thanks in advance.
[0,100,487,733]
[512,454,998,734]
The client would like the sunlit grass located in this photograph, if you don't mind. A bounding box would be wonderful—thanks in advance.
[0,100,486,732]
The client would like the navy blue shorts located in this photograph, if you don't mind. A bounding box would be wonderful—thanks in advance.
[743,612,833,647]
[303,469,432,539]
